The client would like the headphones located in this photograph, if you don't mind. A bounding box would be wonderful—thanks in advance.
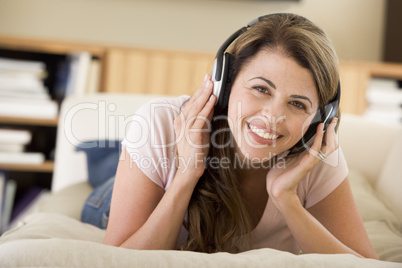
[211,13,341,154]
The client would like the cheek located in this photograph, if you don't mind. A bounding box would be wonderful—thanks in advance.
[227,93,252,142]
[227,87,242,129]
[288,114,315,140]
[227,100,242,141]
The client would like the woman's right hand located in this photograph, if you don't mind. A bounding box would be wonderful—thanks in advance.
[174,74,216,181]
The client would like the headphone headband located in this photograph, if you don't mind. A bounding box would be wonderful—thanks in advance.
[213,13,289,85]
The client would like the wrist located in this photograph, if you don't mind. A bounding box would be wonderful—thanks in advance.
[174,169,202,190]
[175,152,206,180]
[271,193,302,214]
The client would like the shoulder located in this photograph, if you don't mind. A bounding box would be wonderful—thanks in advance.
[123,95,190,148]
[135,95,190,119]
[122,95,190,190]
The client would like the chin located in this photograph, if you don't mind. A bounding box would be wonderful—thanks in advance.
[236,145,278,164]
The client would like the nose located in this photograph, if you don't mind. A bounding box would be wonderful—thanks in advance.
[261,100,286,126]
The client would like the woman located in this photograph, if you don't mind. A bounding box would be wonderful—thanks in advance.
[103,13,377,258]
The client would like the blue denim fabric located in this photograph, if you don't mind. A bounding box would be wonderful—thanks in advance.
[76,140,121,188]
[81,176,115,229]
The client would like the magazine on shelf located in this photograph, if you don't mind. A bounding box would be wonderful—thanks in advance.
[54,51,94,102]
[65,52,91,97]
[85,58,101,94]
[0,57,46,77]
[1,177,16,233]
[0,171,5,230]
[0,98,58,119]
[0,57,58,119]
[0,88,50,100]
[0,144,25,153]
[0,72,47,92]
[0,151,45,165]
[0,128,32,145]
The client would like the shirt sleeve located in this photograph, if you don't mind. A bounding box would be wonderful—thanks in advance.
[299,147,349,209]
[121,95,190,190]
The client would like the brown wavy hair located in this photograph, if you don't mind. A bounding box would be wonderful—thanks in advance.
[182,13,340,253]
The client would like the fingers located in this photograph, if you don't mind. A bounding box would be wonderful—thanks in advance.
[308,117,339,162]
[183,74,214,119]
[309,123,325,156]
[182,74,215,127]
[193,94,215,129]
[324,117,339,150]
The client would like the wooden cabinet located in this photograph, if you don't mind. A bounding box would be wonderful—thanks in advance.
[103,48,214,95]
[339,61,402,115]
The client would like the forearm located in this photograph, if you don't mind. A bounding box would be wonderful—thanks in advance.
[120,173,196,250]
[277,197,363,257]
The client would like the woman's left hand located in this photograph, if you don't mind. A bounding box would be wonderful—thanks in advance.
[266,117,339,210]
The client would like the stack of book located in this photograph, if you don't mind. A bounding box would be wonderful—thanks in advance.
[0,57,58,119]
[0,128,45,165]
[54,52,99,101]
[364,77,402,125]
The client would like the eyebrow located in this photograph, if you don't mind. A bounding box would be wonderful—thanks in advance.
[250,76,313,108]
[250,77,276,89]
[290,94,313,107]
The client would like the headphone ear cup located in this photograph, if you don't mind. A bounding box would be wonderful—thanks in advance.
[217,53,235,110]
[290,110,322,153]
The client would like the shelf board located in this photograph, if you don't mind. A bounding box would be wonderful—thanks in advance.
[0,160,54,173]
[0,116,58,127]
[0,35,106,57]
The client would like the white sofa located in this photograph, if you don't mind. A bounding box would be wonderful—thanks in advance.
[0,93,401,267]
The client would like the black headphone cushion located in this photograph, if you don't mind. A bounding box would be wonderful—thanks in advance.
[218,53,235,110]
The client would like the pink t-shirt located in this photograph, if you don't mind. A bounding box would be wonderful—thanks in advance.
[122,95,349,253]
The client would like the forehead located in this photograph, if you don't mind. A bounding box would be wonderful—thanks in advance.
[239,50,319,105]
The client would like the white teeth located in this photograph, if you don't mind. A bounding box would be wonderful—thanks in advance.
[249,123,279,140]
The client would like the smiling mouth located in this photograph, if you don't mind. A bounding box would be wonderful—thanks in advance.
[247,122,281,140]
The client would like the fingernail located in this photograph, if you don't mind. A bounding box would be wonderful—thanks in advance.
[205,80,211,88]
[204,74,208,82]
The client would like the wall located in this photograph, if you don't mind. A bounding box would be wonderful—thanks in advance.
[0,0,386,61]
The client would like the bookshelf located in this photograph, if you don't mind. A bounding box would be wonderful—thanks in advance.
[0,116,57,173]
[0,35,106,232]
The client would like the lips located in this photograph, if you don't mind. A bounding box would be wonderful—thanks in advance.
[246,122,282,144]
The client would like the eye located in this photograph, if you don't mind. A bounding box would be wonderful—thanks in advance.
[253,85,270,95]
[290,101,307,111]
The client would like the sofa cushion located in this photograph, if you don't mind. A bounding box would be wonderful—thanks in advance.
[0,213,399,267]
[37,182,92,220]
[365,221,402,263]
[349,169,400,226]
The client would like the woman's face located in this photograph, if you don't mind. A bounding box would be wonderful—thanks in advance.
[227,49,319,163]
